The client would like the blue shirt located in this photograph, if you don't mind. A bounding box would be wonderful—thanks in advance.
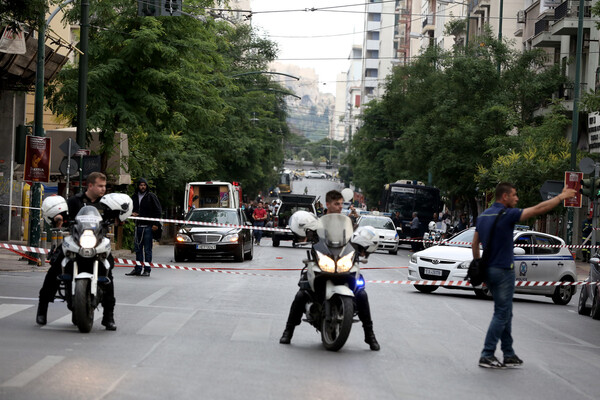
[475,202,522,270]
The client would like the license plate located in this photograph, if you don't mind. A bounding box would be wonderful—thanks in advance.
[196,244,216,250]
[424,268,442,276]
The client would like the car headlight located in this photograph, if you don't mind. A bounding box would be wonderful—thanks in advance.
[223,233,239,243]
[410,254,418,264]
[79,230,97,249]
[176,234,191,243]
[458,260,470,269]
[336,251,355,272]
[317,251,336,273]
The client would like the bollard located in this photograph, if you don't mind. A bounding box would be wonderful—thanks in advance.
[40,231,47,266]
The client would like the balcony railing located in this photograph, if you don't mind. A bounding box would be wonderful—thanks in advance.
[422,14,434,29]
[535,19,551,36]
[554,0,592,20]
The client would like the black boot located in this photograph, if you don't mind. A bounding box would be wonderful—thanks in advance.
[101,313,117,331]
[279,326,294,344]
[36,302,48,325]
[364,328,380,351]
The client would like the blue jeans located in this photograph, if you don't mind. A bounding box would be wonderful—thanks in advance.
[134,226,153,272]
[253,221,265,243]
[481,267,516,358]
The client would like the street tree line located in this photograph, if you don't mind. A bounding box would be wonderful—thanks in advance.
[347,28,583,215]
[43,0,290,211]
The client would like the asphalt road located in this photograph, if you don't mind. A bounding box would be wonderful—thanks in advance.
[1,238,599,400]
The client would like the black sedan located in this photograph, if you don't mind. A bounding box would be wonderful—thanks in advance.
[174,208,253,262]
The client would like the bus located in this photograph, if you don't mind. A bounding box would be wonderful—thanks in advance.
[277,170,292,194]
[380,180,443,242]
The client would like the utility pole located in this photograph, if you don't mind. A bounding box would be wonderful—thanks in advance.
[76,0,89,148]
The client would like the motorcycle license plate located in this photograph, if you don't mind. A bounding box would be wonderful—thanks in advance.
[424,268,442,276]
[196,244,216,250]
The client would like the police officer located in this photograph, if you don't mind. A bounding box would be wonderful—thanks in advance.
[36,172,117,331]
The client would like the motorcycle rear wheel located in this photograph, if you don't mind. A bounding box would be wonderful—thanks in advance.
[321,295,353,352]
[74,279,94,333]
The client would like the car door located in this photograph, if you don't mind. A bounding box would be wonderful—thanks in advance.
[530,234,564,293]
[238,210,250,250]
[513,233,535,283]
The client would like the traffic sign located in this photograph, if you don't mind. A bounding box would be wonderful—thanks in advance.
[58,138,80,157]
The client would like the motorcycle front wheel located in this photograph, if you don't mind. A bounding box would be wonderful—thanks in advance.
[321,295,353,352]
[74,279,94,333]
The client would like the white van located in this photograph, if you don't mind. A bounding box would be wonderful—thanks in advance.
[184,181,241,213]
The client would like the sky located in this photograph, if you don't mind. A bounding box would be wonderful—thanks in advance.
[249,1,366,95]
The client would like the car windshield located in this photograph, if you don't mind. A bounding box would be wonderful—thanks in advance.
[187,209,239,225]
[445,228,475,248]
[317,214,354,247]
[358,217,395,230]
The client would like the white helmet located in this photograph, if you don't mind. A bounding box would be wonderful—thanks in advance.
[428,221,436,231]
[351,226,379,253]
[100,193,133,222]
[41,195,68,224]
[289,211,321,236]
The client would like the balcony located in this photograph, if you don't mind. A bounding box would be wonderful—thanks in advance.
[552,0,593,36]
[532,19,560,48]
[422,13,434,34]
[364,77,378,88]
[366,40,379,51]
[367,20,381,31]
[365,58,379,69]
[367,2,383,13]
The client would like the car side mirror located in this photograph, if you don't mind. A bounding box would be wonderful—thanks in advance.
[590,257,600,264]
[513,247,526,255]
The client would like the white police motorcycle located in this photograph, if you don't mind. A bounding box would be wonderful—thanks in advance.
[289,211,379,351]
[42,193,132,333]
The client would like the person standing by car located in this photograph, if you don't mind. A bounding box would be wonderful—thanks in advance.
[391,211,402,230]
[252,201,268,245]
[279,190,380,351]
[472,182,576,369]
[36,172,118,330]
[127,178,162,277]
[456,213,469,232]
[410,212,420,251]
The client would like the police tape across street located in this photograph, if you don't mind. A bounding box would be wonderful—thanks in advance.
[1,242,596,287]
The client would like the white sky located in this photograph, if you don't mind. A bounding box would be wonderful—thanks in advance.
[249,1,365,95]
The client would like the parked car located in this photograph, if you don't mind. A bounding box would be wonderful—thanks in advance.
[174,208,253,262]
[305,170,327,179]
[407,227,577,304]
[272,194,316,247]
[578,257,600,319]
[356,215,399,255]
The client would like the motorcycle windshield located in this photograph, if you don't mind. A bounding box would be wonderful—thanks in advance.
[74,206,103,230]
[317,214,354,247]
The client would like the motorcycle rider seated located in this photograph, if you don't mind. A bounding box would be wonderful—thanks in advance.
[279,190,380,351]
[36,172,118,331]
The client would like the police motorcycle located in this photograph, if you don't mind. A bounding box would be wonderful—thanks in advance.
[289,211,379,351]
[423,221,444,248]
[41,193,132,333]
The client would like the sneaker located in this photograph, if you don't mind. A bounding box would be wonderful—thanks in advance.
[504,355,523,368]
[478,356,505,369]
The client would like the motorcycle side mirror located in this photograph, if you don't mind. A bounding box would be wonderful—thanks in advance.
[513,247,526,255]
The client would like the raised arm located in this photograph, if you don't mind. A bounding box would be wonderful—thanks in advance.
[520,186,577,221]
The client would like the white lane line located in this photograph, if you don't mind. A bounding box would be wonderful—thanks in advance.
[0,304,33,319]
[1,356,65,387]
[137,311,194,336]
[230,317,272,342]
[136,287,173,306]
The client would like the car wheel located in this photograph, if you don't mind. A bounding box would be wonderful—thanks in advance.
[591,288,600,320]
[174,248,185,263]
[474,287,493,299]
[389,249,398,255]
[244,241,253,260]
[234,243,244,262]
[578,286,591,316]
[551,277,574,305]
[414,285,438,294]
[273,237,280,247]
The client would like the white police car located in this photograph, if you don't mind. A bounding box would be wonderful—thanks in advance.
[356,215,399,255]
[407,227,577,305]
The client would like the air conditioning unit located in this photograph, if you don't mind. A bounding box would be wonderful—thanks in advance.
[517,10,525,24]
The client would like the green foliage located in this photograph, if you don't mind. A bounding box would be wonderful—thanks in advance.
[46,0,288,209]
[0,0,48,28]
[347,30,569,209]
[121,220,136,252]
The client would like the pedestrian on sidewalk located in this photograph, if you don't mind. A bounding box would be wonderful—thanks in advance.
[472,182,576,369]
[127,178,162,277]
[252,201,268,245]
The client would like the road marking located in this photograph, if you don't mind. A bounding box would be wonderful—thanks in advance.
[137,311,193,336]
[0,304,33,319]
[42,311,103,331]
[1,355,65,387]
[230,317,272,342]
[136,287,173,306]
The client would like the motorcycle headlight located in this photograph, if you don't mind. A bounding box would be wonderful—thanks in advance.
[336,251,355,272]
[223,233,239,243]
[458,260,470,269]
[79,230,97,249]
[316,251,336,273]
[176,234,191,243]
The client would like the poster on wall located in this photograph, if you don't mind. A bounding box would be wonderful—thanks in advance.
[24,136,51,183]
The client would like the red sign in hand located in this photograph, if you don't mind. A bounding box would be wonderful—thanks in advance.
[564,171,583,208]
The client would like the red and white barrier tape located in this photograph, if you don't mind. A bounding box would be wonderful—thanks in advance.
[366,279,596,287]
[403,238,600,249]
[129,216,291,233]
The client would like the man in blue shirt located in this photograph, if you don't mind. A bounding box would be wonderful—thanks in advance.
[472,182,576,368]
